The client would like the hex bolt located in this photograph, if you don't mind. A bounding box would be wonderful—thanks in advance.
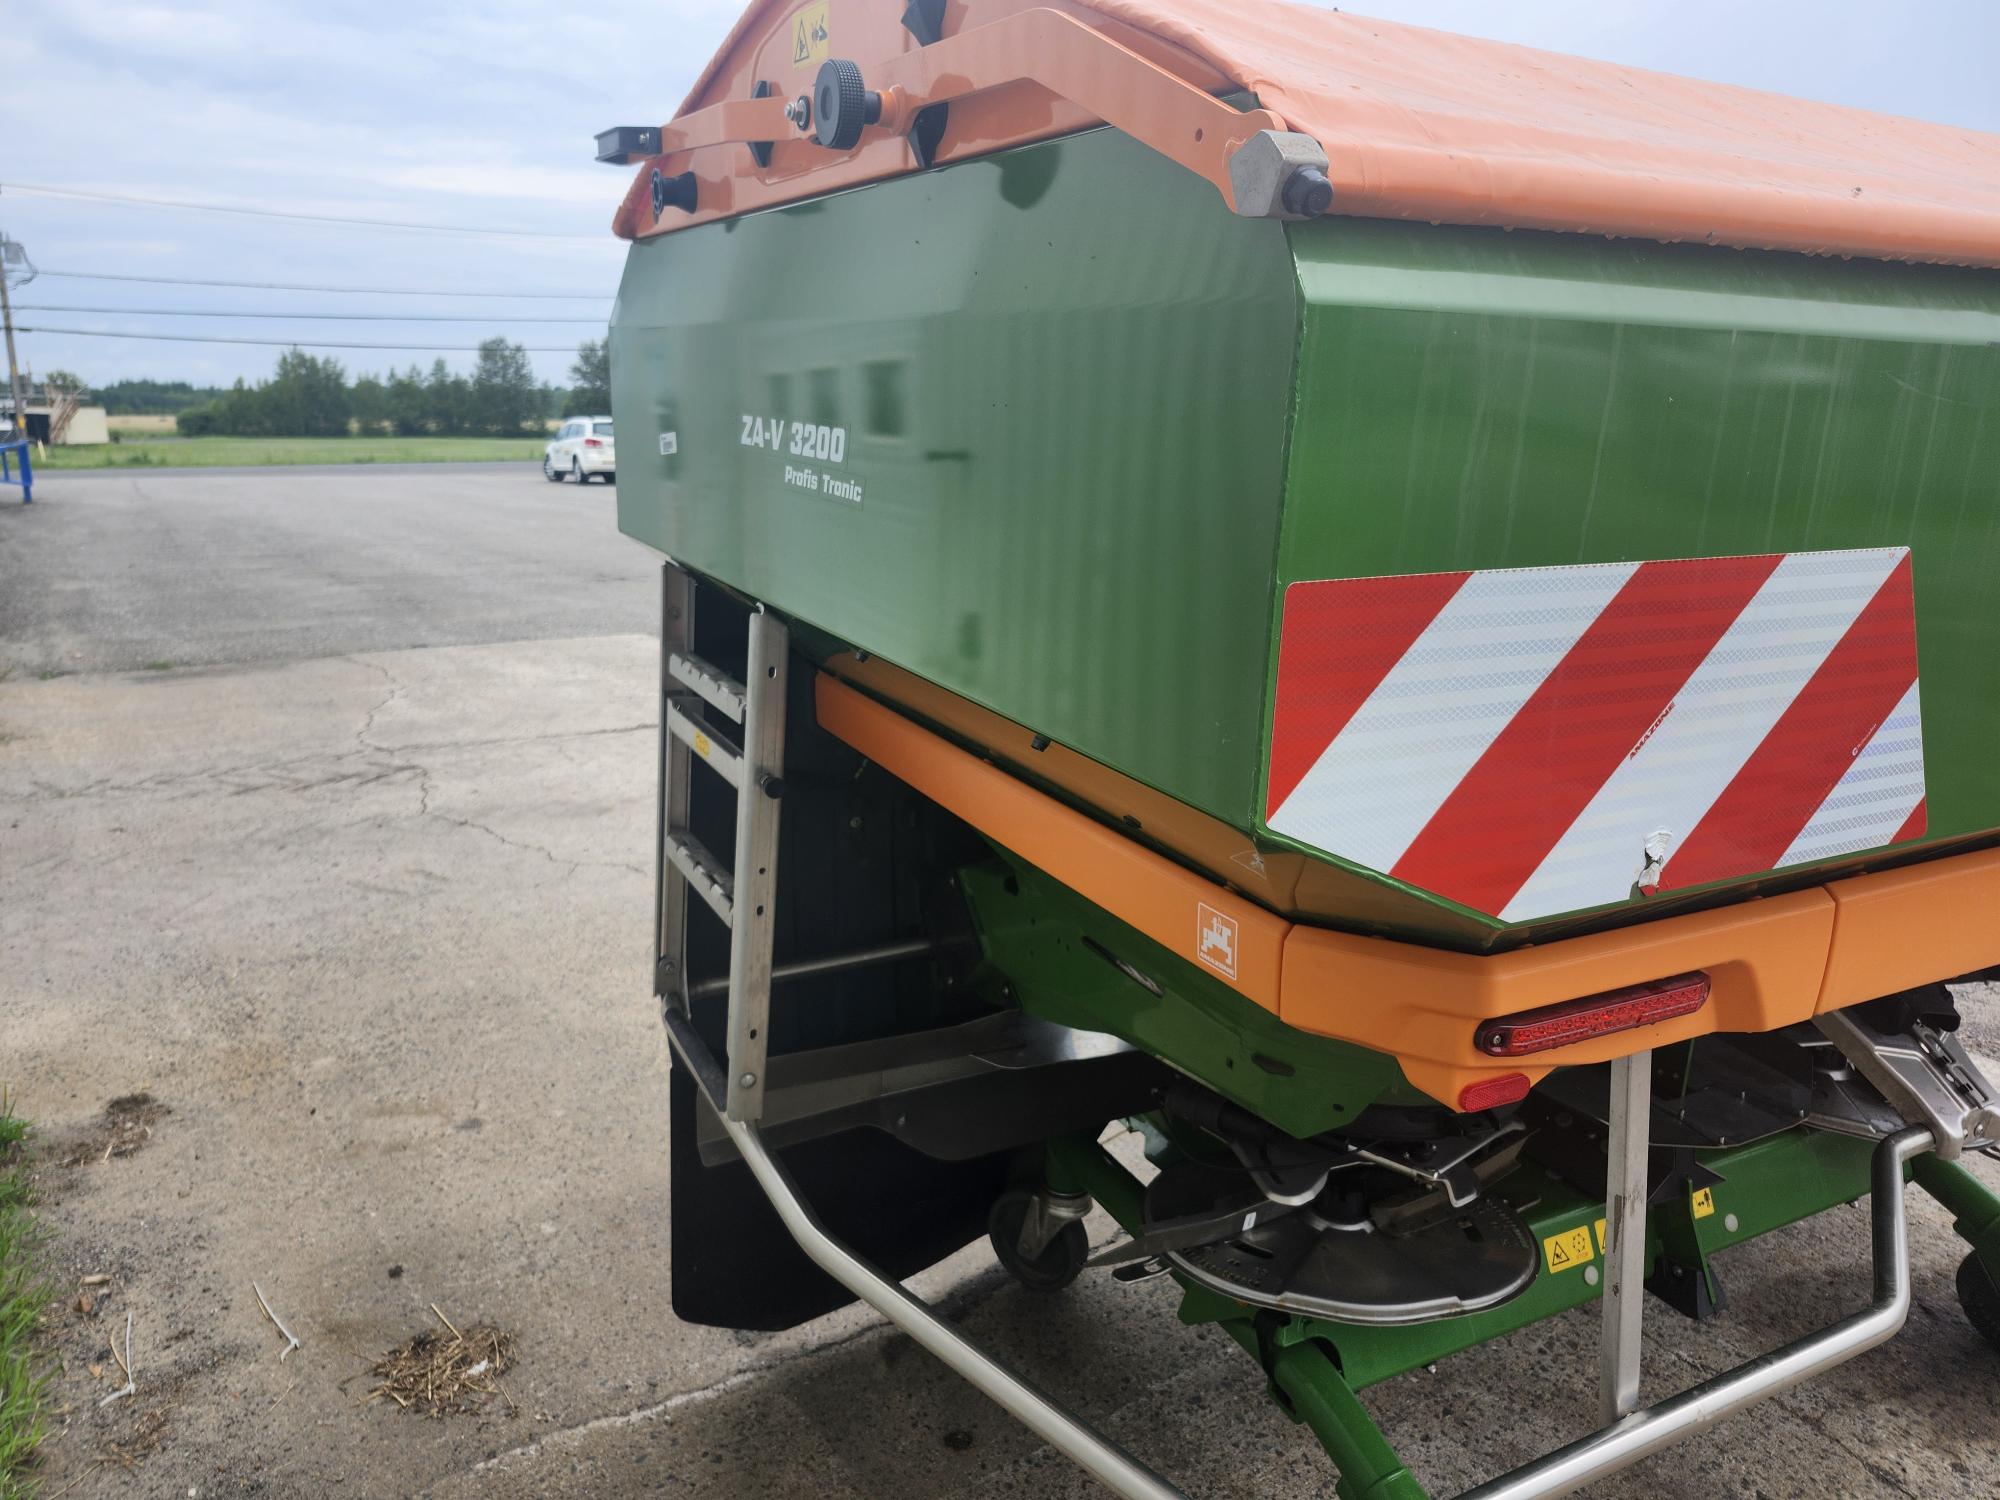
[1281,165,1335,217]
[785,96,811,130]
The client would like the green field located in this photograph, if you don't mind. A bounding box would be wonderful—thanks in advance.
[39,436,547,470]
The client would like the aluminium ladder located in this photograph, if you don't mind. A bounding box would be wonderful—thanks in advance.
[645,560,1183,1498]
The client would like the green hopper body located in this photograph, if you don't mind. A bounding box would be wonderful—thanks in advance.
[612,125,2000,951]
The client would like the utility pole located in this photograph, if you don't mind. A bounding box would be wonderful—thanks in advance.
[0,233,30,440]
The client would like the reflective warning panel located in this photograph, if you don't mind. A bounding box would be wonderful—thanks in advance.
[1265,549,1924,921]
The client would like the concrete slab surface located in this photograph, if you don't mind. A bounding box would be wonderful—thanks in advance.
[3,466,1997,1498]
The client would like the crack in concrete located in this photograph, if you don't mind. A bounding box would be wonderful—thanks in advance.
[349,654,403,746]
[5,655,649,880]
[373,723,658,757]
[348,654,646,879]
[465,1317,897,1476]
[1654,1336,1926,1497]
[1782,1396,1927,1498]
[454,1254,1095,1486]
[0,748,426,804]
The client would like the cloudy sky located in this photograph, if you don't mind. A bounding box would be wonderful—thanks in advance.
[3,0,1994,390]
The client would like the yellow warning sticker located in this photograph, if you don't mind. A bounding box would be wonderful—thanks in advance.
[790,0,830,66]
[1543,1225,1595,1274]
[692,729,713,761]
[1594,1218,1607,1253]
[1692,1186,1716,1219]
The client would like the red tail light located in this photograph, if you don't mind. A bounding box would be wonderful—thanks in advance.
[1474,972,1711,1057]
[584,437,603,447]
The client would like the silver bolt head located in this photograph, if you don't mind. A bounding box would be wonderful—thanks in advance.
[738,1071,757,1088]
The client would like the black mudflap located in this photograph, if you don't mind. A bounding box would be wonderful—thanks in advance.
[669,1059,1008,1330]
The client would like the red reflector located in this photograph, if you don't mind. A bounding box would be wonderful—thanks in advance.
[584,438,603,447]
[1475,972,1711,1057]
[1458,1073,1531,1112]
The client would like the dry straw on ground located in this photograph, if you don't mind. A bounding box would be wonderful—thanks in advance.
[365,1305,515,1418]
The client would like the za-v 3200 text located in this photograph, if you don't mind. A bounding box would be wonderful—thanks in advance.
[741,415,846,464]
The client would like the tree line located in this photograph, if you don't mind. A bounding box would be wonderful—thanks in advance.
[174,339,612,438]
[94,378,226,415]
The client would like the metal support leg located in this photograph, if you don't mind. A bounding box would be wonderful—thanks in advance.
[720,1115,1187,1500]
[1461,1128,1934,1500]
[1599,1050,1651,1425]
[1264,1340,1431,1500]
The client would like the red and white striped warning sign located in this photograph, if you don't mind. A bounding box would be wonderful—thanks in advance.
[1266,549,1923,921]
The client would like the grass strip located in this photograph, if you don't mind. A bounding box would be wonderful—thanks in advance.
[0,1102,54,1499]
[36,435,549,470]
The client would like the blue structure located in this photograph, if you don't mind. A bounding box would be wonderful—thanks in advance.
[1,438,30,503]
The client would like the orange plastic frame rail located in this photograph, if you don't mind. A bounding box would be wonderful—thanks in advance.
[617,6,1285,238]
[816,673,2000,1108]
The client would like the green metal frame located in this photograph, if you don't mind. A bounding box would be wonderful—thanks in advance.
[959,856,1418,1138]
[1912,1153,2000,1273]
[1044,1124,2000,1499]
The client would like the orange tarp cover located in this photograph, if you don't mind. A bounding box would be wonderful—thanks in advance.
[1088,0,2000,266]
[663,0,2000,268]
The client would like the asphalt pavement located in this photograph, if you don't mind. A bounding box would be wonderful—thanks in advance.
[0,462,651,678]
[2,463,1996,1499]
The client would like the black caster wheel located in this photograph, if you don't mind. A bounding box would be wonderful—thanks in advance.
[988,1188,1087,1292]
[1957,1252,2000,1353]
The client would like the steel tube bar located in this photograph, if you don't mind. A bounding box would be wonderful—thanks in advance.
[1457,1126,1934,1500]
[721,1116,1189,1500]
[1598,1050,1651,1424]
[686,936,942,1000]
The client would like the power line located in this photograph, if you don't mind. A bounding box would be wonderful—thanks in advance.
[17,304,605,323]
[17,325,582,353]
[40,268,611,299]
[0,181,609,243]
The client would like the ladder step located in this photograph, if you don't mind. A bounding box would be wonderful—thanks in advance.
[667,651,746,722]
[666,701,745,789]
[664,830,735,926]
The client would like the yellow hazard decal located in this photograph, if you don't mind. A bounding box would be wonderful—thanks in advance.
[1594,1218,1607,1252]
[791,1,830,66]
[692,729,713,761]
[1543,1225,1595,1274]
[1692,1186,1716,1219]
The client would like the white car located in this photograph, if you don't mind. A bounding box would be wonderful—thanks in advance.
[545,416,615,484]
